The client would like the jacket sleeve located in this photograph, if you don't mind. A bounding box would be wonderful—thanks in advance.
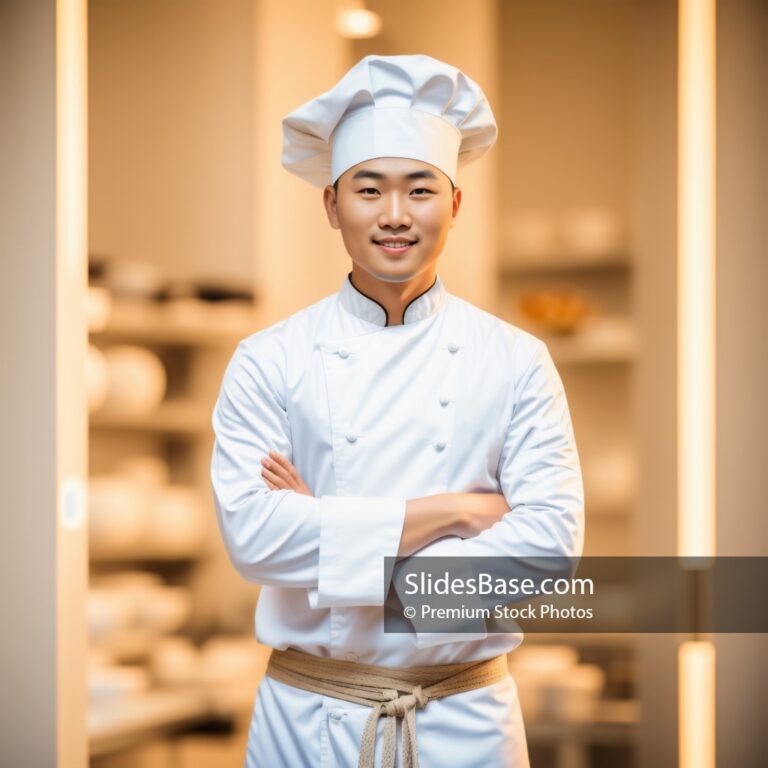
[211,338,405,608]
[393,338,585,646]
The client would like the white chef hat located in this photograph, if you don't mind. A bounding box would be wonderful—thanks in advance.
[281,54,497,188]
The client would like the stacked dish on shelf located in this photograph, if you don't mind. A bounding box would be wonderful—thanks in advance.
[88,454,205,560]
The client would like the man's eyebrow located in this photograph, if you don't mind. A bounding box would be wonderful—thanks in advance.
[351,169,438,181]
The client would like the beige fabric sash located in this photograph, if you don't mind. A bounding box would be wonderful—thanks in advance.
[266,648,509,768]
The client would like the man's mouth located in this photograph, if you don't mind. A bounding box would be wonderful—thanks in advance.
[372,237,418,254]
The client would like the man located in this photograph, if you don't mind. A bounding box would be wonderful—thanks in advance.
[211,54,584,767]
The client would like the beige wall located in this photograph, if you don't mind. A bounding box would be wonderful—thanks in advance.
[252,0,353,323]
[89,0,255,287]
[632,1,679,765]
[0,3,58,763]
[498,0,633,220]
[714,0,768,763]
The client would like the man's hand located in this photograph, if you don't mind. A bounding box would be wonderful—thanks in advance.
[447,493,511,538]
[399,492,510,556]
[261,452,312,496]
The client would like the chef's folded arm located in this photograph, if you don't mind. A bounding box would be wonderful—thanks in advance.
[392,340,585,648]
[210,341,406,610]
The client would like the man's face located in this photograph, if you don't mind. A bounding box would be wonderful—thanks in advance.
[322,157,461,283]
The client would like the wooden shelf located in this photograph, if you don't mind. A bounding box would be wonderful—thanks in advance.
[545,318,636,366]
[525,699,637,746]
[90,400,212,435]
[498,316,637,366]
[90,297,259,348]
[89,686,213,758]
[500,251,631,275]
[89,541,206,563]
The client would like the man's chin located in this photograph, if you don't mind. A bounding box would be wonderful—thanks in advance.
[368,270,420,284]
[354,259,432,285]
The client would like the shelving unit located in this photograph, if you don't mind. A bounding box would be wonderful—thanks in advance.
[497,240,637,744]
[495,6,639,764]
[87,295,263,760]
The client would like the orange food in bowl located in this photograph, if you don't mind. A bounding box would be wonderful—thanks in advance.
[518,290,595,335]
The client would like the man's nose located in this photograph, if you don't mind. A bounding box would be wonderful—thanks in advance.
[378,192,412,229]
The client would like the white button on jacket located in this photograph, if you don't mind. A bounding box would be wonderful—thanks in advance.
[210,273,584,767]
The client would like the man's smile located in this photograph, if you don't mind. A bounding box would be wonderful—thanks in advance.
[372,237,418,255]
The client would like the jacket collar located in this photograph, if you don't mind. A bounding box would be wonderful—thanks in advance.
[338,272,446,327]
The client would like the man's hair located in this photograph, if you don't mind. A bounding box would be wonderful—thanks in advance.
[332,179,456,194]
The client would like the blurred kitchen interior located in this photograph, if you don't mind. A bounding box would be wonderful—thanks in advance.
[2,0,766,766]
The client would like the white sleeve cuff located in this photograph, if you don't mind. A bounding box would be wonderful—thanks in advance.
[307,496,406,609]
[391,537,489,647]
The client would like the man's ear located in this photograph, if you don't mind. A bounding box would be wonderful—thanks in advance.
[450,187,462,228]
[323,185,341,230]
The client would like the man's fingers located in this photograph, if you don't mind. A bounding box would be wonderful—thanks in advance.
[261,466,288,489]
[262,456,292,483]
[269,451,300,480]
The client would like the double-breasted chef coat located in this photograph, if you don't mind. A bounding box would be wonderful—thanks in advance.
[210,273,585,767]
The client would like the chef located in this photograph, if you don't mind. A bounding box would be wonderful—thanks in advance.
[210,54,584,767]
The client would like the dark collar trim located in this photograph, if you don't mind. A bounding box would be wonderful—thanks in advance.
[347,273,389,326]
[347,272,439,327]
[402,276,438,323]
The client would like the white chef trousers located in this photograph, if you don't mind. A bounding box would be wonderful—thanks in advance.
[245,672,530,768]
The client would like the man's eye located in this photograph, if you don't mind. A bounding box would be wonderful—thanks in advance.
[359,188,379,195]
[411,188,433,196]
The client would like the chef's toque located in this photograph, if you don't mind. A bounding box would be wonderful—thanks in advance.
[281,54,498,188]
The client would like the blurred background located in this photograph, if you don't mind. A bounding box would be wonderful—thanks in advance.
[1,0,766,766]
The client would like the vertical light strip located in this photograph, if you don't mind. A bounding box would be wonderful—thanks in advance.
[679,641,716,768]
[57,0,89,764]
[678,0,716,559]
[57,0,87,273]
[678,2,716,767]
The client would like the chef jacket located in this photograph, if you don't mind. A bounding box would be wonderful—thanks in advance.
[210,273,584,666]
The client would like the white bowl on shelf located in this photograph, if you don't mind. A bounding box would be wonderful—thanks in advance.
[508,645,581,722]
[540,663,606,722]
[87,285,112,332]
[116,454,172,487]
[99,345,167,417]
[86,344,110,413]
[90,571,165,636]
[136,586,191,635]
[101,258,163,301]
[150,636,201,686]
[88,664,151,705]
[508,644,579,674]
[560,207,624,258]
[144,485,204,555]
[87,587,134,645]
[88,476,148,551]
[199,635,268,685]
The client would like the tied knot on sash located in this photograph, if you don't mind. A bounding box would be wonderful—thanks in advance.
[381,685,428,718]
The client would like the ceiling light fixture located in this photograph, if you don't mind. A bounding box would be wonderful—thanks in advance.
[336,0,382,39]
